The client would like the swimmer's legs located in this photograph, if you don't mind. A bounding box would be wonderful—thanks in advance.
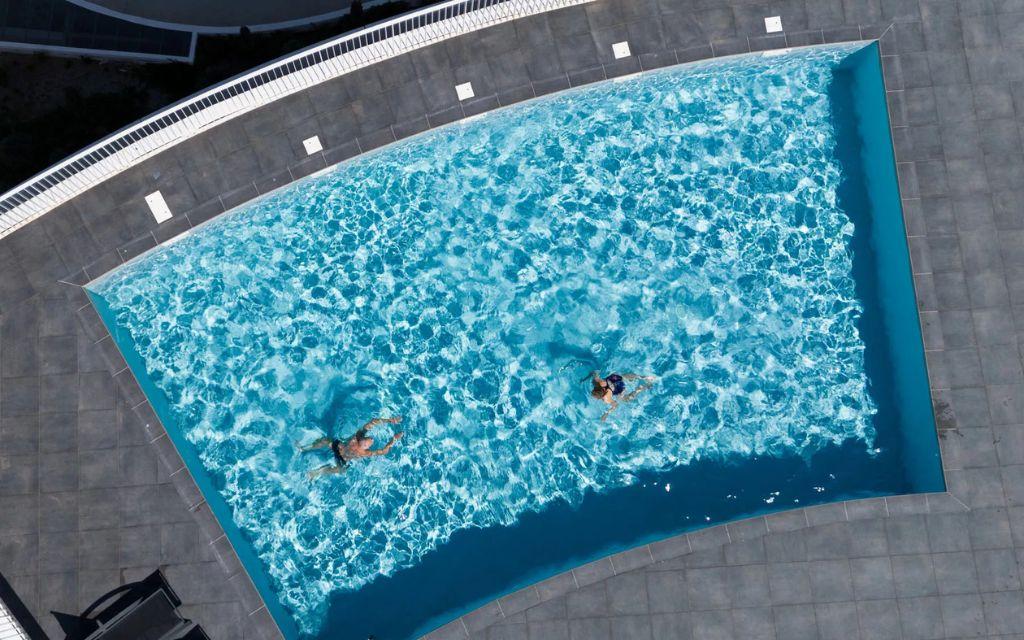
[308,464,343,480]
[622,383,653,403]
[301,436,333,452]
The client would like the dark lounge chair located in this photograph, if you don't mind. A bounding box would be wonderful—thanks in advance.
[52,570,209,640]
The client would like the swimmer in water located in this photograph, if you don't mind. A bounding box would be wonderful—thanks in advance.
[302,416,404,480]
[585,371,655,421]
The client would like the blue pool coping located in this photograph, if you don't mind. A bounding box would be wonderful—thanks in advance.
[80,39,946,640]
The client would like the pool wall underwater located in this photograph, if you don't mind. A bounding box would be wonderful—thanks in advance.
[87,41,943,640]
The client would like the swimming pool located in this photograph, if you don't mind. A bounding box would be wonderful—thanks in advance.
[88,42,943,639]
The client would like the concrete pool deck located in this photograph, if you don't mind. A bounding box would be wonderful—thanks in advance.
[1,0,1023,639]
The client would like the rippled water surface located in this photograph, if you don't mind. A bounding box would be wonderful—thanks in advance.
[91,46,882,635]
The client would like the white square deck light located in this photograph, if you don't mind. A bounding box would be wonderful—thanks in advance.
[302,135,323,155]
[612,41,631,59]
[145,190,173,223]
[765,16,783,33]
[455,82,475,101]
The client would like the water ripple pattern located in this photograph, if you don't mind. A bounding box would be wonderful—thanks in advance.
[90,45,874,635]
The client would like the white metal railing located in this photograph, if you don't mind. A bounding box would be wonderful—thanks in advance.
[0,598,28,640]
[0,0,593,240]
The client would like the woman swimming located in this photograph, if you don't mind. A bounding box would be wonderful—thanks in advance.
[301,416,404,480]
[585,371,655,421]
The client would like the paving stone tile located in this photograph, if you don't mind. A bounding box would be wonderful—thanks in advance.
[526,596,566,622]
[593,615,644,640]
[37,530,77,573]
[728,606,773,639]
[949,466,1007,507]
[724,537,766,566]
[933,271,971,310]
[805,560,854,604]
[37,570,76,622]
[940,426,999,469]
[891,554,939,598]
[78,528,119,570]
[684,546,725,569]
[646,570,687,613]
[851,557,897,600]
[568,617,609,640]
[0,401,40,445]
[38,491,78,533]
[772,603,818,640]
[925,512,971,551]
[567,582,608,618]
[944,311,980,351]
[726,565,770,608]
[78,371,115,411]
[805,522,852,560]
[765,509,807,533]
[77,409,117,450]
[650,533,690,563]
[160,521,200,565]
[0,534,36,576]
[650,612,691,640]
[606,572,649,615]
[969,506,1014,548]
[536,571,576,602]
[886,515,931,554]
[765,530,807,563]
[0,454,37,496]
[610,545,653,574]
[995,425,1024,464]
[573,557,615,587]
[689,609,732,640]
[813,601,858,640]
[973,548,1021,590]
[966,269,1010,307]
[939,593,985,637]
[38,373,78,414]
[768,563,812,605]
[687,567,731,610]
[981,590,1024,634]
[933,548,978,593]
[856,598,897,638]
[527,619,569,640]
[1,376,38,418]
[688,525,729,551]
[898,596,943,639]
[845,498,889,522]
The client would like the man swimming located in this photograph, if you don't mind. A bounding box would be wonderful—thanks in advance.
[302,416,404,480]
[585,371,655,421]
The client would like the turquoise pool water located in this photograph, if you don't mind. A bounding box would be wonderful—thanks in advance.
[88,43,942,639]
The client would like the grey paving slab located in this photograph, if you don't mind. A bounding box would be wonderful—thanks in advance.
[5,0,1024,639]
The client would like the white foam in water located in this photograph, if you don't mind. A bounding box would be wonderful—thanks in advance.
[91,46,874,634]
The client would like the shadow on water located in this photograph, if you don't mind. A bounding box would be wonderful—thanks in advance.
[826,48,912,487]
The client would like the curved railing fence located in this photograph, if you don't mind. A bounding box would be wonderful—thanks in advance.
[0,0,592,240]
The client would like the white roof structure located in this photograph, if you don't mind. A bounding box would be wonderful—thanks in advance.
[0,597,29,640]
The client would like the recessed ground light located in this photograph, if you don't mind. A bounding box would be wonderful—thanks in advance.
[455,82,475,101]
[764,16,783,33]
[303,135,323,155]
[612,41,631,59]
[145,190,173,223]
